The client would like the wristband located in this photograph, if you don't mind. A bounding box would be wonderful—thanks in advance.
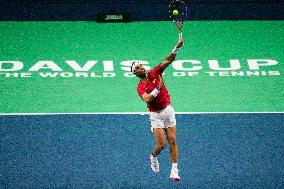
[172,47,180,55]
[150,88,160,98]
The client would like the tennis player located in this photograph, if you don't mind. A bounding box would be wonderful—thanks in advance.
[131,36,184,181]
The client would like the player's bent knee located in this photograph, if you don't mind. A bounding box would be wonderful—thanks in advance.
[157,142,166,150]
[168,138,177,146]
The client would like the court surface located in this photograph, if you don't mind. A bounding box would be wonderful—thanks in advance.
[1,113,283,188]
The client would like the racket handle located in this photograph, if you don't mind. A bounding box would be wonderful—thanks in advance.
[179,32,183,39]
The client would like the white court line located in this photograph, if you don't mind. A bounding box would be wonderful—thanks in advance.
[0,112,283,116]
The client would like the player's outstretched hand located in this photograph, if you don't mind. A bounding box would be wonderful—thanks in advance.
[176,35,184,48]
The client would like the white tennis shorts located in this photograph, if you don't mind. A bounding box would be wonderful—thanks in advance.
[149,105,176,130]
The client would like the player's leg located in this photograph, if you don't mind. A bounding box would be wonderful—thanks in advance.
[166,126,180,181]
[152,128,167,157]
[164,105,178,163]
[150,128,166,173]
[165,126,178,163]
[149,111,166,173]
[164,105,180,181]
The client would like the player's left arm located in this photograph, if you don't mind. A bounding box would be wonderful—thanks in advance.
[160,37,184,69]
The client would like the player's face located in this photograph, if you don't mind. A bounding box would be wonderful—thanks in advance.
[134,65,146,77]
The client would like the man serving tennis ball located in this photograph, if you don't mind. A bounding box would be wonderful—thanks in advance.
[131,34,184,181]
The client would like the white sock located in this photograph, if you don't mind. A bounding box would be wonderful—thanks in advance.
[172,163,178,170]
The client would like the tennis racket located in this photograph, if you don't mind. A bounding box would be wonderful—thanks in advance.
[169,0,188,38]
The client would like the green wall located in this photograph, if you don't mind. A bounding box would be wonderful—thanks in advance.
[0,21,283,113]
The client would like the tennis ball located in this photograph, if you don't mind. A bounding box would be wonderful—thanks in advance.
[173,10,179,16]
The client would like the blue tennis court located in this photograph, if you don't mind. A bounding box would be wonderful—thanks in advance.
[1,113,283,188]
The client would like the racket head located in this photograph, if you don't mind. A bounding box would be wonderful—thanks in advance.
[169,0,188,23]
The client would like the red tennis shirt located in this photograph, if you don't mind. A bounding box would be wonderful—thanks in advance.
[137,65,171,112]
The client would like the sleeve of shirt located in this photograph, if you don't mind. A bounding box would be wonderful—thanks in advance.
[152,65,164,76]
[137,86,145,97]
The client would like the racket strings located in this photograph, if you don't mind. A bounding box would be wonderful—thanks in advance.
[172,19,184,32]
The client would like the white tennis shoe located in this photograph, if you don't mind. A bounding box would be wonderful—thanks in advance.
[170,168,180,181]
[150,155,160,173]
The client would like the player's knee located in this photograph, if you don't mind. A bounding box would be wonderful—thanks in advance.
[157,142,166,150]
[168,138,177,146]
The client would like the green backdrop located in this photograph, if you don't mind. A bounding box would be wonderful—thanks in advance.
[0,21,283,113]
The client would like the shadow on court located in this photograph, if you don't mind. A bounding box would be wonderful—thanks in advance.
[0,114,283,188]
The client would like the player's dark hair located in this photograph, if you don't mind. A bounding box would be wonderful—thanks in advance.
[130,61,136,73]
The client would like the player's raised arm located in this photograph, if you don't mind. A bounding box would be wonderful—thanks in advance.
[160,34,184,69]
